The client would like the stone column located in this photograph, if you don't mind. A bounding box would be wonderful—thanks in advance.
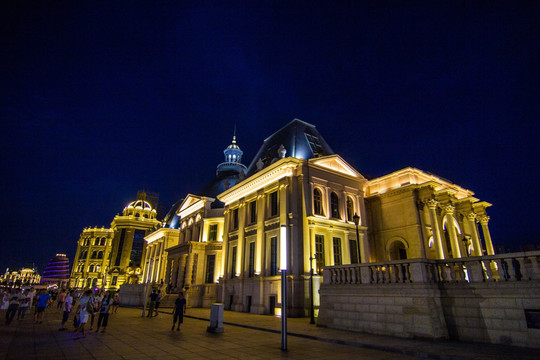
[164,255,172,285]
[360,231,370,264]
[427,199,446,259]
[443,205,461,258]
[184,252,194,288]
[237,201,246,277]
[479,215,495,255]
[467,212,483,256]
[176,255,187,289]
[256,192,265,275]
[170,258,178,288]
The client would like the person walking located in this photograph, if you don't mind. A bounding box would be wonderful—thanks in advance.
[56,289,67,310]
[58,290,73,330]
[171,292,186,331]
[34,290,51,324]
[154,290,162,317]
[1,289,10,317]
[146,289,158,318]
[112,291,120,313]
[74,289,93,339]
[17,289,31,320]
[88,290,102,330]
[95,291,111,333]
[5,288,21,325]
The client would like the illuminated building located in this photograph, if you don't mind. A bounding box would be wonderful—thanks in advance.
[41,254,70,286]
[70,227,114,289]
[107,192,161,289]
[70,191,161,290]
[148,134,244,307]
[1,267,41,286]
[216,119,495,317]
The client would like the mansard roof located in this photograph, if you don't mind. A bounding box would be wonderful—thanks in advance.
[246,118,334,176]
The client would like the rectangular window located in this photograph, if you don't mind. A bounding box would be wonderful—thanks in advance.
[248,242,255,277]
[315,235,325,274]
[349,239,359,264]
[249,201,257,224]
[208,224,218,242]
[231,246,237,278]
[130,229,146,267]
[205,255,216,283]
[233,208,239,229]
[111,276,118,286]
[270,191,278,217]
[333,237,342,266]
[270,236,278,276]
[114,229,126,266]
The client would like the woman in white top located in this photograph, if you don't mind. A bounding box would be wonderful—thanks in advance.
[74,289,93,339]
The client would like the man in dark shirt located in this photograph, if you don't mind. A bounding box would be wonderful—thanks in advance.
[147,290,158,317]
[172,292,186,331]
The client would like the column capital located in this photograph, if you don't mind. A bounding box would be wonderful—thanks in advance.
[426,199,438,209]
[479,215,490,225]
[443,204,455,215]
[467,212,477,221]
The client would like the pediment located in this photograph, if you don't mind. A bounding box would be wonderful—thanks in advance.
[310,155,363,178]
[177,194,203,215]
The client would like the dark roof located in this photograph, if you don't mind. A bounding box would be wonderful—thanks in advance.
[246,118,334,176]
[197,169,245,199]
[162,198,183,229]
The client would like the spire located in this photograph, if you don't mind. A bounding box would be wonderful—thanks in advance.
[217,128,247,176]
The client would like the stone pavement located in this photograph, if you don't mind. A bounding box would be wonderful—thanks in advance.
[0,305,537,359]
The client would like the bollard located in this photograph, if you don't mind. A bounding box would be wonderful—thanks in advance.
[207,303,224,333]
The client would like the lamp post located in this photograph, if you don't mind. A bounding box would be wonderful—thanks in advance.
[353,213,361,263]
[309,253,317,324]
[280,225,287,351]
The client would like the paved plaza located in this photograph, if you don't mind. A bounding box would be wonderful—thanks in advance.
[1,306,537,359]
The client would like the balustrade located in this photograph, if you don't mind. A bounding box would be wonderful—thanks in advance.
[322,251,540,285]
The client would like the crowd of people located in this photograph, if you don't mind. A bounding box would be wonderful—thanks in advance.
[3,286,188,336]
[1,286,121,340]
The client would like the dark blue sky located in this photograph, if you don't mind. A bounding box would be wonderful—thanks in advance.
[1,1,538,272]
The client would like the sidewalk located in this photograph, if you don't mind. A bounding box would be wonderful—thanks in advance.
[0,305,536,359]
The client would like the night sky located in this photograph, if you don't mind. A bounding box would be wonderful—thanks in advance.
[1,2,538,272]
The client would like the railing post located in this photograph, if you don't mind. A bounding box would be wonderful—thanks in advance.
[467,260,484,282]
[528,255,540,280]
[360,266,371,284]
[409,261,428,283]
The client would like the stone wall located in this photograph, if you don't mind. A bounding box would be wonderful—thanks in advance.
[318,252,540,348]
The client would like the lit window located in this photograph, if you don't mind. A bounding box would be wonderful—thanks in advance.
[315,235,325,274]
[208,224,218,242]
[333,237,342,266]
[346,197,354,222]
[269,191,278,217]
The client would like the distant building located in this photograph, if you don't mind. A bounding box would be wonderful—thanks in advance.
[1,267,41,286]
[41,254,70,286]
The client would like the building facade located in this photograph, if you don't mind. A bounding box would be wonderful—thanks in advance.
[69,192,161,290]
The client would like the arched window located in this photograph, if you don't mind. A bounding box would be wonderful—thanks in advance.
[80,251,87,259]
[346,197,354,222]
[100,238,106,246]
[313,188,323,215]
[91,251,97,259]
[88,264,95,272]
[98,251,104,259]
[94,238,99,246]
[330,192,340,219]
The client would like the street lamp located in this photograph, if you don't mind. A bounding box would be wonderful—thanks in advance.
[280,225,287,351]
[353,213,361,263]
[309,253,317,324]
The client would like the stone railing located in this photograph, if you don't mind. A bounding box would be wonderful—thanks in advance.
[322,251,540,285]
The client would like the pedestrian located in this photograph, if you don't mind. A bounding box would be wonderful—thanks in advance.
[95,291,111,333]
[58,290,73,330]
[74,289,93,339]
[5,288,21,325]
[57,289,67,310]
[17,289,31,320]
[34,289,51,324]
[171,292,186,331]
[88,289,102,330]
[112,291,120,313]
[147,289,158,317]
[1,289,10,317]
[154,290,162,316]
